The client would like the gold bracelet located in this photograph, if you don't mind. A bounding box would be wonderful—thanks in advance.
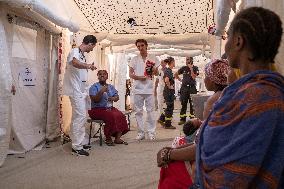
[167,148,173,162]
[161,147,172,163]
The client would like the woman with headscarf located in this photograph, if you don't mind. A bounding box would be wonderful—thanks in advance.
[156,59,230,189]
[203,59,230,119]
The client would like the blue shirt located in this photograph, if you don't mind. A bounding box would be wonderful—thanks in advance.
[89,82,118,108]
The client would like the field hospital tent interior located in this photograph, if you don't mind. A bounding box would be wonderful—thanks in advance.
[0,0,283,167]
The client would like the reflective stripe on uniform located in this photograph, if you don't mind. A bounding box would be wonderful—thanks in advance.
[165,117,173,121]
[188,114,195,117]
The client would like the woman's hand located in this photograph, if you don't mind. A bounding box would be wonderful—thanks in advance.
[157,147,172,167]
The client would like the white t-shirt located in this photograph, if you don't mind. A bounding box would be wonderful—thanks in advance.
[129,54,160,94]
[63,48,88,98]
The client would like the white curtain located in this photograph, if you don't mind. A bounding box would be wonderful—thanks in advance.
[112,53,128,111]
[46,35,60,141]
[0,10,13,167]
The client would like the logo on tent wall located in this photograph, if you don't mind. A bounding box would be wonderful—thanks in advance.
[18,67,36,87]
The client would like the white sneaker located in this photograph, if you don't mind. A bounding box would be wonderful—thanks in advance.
[148,134,156,140]
[136,134,145,140]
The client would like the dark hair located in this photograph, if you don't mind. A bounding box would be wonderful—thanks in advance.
[183,120,198,136]
[186,57,193,65]
[164,57,175,65]
[221,53,227,59]
[135,39,148,46]
[215,84,227,92]
[83,35,97,45]
[97,70,108,75]
[230,7,282,63]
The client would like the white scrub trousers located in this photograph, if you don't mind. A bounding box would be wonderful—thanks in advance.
[69,95,88,150]
[134,94,156,137]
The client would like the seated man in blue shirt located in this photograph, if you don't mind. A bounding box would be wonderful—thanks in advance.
[88,70,129,146]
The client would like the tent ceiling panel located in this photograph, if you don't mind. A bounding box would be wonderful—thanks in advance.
[41,0,93,32]
[95,32,209,46]
[74,0,214,34]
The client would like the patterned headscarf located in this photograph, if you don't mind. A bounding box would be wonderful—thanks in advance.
[205,59,230,85]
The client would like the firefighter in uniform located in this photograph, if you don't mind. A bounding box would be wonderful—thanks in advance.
[158,57,176,129]
[174,57,199,125]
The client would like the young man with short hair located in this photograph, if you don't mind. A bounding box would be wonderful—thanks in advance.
[128,39,160,140]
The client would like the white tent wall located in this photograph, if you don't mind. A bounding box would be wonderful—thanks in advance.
[40,0,94,33]
[7,19,49,153]
[0,11,13,167]
[46,35,60,141]
[111,53,128,111]
[0,0,80,33]
[216,0,284,75]
[60,33,72,136]
[0,4,63,159]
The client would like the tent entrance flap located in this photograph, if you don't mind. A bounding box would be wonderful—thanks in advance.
[8,23,49,153]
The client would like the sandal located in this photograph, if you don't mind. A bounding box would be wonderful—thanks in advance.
[114,140,128,145]
[105,140,115,146]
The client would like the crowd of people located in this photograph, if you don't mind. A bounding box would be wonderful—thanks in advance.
[63,6,284,188]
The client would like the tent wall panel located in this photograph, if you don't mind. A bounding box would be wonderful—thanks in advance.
[112,53,128,111]
[0,10,13,167]
[216,0,284,75]
[5,20,50,153]
[46,35,60,141]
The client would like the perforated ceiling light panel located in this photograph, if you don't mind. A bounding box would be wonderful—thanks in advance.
[74,0,214,34]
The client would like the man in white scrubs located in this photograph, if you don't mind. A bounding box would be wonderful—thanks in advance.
[129,39,160,140]
[63,35,97,156]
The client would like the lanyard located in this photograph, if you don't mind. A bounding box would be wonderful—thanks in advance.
[78,48,86,63]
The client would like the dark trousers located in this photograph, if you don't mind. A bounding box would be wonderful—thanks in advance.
[160,89,175,126]
[180,86,196,120]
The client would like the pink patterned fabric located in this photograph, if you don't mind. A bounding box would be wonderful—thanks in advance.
[171,136,187,148]
[205,59,230,85]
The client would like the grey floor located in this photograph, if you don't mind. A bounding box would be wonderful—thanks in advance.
[0,107,187,189]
